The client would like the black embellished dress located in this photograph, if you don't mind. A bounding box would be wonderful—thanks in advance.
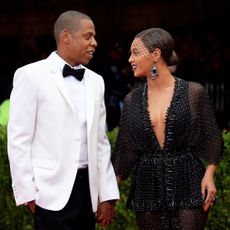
[112,78,223,230]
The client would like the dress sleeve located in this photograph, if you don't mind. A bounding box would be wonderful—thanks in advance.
[112,93,137,180]
[195,83,223,165]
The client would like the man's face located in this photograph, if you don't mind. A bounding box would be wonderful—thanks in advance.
[66,19,97,66]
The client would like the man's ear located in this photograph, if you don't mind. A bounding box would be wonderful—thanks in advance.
[61,30,70,44]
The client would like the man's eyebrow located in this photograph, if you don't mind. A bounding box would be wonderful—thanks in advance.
[83,31,95,36]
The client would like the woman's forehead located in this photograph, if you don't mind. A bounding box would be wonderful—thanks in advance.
[131,38,144,49]
[130,38,150,57]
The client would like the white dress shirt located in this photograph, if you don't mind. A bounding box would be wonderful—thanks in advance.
[64,72,88,168]
[55,52,88,168]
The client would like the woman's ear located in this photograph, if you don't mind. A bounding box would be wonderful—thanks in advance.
[151,48,161,62]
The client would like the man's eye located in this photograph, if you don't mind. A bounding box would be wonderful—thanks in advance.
[84,34,93,40]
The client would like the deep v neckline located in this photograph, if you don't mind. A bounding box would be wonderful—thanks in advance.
[144,78,178,151]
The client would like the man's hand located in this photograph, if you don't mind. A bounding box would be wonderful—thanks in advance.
[25,200,36,214]
[96,200,116,227]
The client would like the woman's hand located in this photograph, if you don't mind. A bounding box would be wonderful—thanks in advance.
[201,164,217,212]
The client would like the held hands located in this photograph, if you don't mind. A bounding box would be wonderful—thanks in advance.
[96,200,116,227]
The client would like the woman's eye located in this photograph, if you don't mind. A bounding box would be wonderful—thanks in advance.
[130,49,140,56]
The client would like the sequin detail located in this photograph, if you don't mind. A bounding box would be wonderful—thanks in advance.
[112,77,223,212]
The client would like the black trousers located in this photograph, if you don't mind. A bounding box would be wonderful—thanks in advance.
[34,168,95,230]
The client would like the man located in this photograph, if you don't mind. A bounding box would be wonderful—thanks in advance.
[7,10,119,229]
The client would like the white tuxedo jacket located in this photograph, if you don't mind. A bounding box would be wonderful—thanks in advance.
[7,52,119,212]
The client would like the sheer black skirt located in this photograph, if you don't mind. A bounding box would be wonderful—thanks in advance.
[135,207,208,230]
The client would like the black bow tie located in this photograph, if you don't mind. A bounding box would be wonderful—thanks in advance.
[62,64,85,81]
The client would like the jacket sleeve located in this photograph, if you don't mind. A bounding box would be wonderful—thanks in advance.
[194,83,223,165]
[7,67,37,205]
[96,76,119,203]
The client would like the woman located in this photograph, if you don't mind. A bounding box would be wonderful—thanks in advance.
[112,28,223,230]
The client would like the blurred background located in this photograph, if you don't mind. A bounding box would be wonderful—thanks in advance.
[0,0,229,130]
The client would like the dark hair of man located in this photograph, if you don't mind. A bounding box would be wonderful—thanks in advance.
[54,10,92,43]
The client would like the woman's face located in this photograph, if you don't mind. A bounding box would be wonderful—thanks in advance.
[128,38,153,78]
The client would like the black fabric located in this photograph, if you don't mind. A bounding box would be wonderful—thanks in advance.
[135,207,208,230]
[34,168,95,230]
[62,64,85,81]
[112,77,223,212]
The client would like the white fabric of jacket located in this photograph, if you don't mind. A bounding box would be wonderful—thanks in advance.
[7,52,119,212]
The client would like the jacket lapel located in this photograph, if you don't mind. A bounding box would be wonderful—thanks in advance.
[84,71,95,134]
[45,53,77,115]
[50,71,77,115]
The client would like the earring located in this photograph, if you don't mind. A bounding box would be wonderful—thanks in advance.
[151,64,159,80]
